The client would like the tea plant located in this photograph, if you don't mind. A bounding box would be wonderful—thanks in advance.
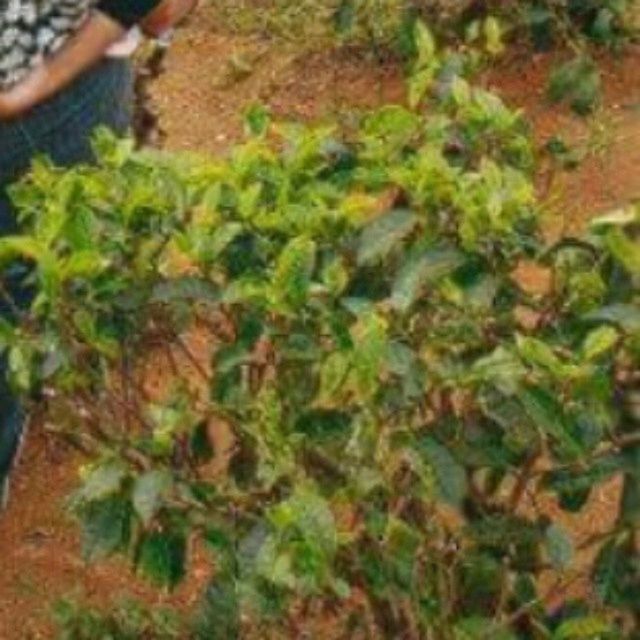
[53,597,182,640]
[3,31,640,638]
[519,0,637,51]
[214,0,638,113]
[213,0,638,54]
[213,0,503,58]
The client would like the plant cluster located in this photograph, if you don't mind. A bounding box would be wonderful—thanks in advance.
[214,0,637,53]
[215,0,638,114]
[53,597,182,640]
[3,30,639,639]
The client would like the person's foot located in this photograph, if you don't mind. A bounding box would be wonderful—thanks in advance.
[0,395,26,509]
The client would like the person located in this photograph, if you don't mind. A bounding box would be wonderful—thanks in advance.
[0,0,197,507]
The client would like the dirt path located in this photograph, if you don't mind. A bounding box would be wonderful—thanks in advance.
[0,6,638,637]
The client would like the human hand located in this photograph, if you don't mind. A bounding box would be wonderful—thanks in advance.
[140,0,198,38]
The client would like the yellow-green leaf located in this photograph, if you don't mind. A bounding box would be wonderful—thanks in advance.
[582,326,619,360]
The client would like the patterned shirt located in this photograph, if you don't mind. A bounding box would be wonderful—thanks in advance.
[0,0,160,88]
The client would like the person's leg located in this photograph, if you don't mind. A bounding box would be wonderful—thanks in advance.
[18,57,134,166]
[0,57,134,508]
[0,117,37,506]
[0,189,27,507]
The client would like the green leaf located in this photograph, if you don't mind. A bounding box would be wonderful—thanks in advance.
[321,256,349,296]
[204,527,235,561]
[207,222,245,262]
[582,326,619,360]
[137,531,186,589]
[193,576,239,640]
[132,470,172,526]
[455,617,516,640]
[333,0,355,35]
[517,386,583,459]
[554,615,613,639]
[450,76,472,106]
[318,351,350,403]
[61,251,109,280]
[76,463,127,503]
[516,335,565,375]
[605,227,640,275]
[80,496,132,562]
[585,304,640,333]
[545,523,574,570]
[294,409,352,442]
[273,236,317,307]
[408,66,437,109]
[593,538,626,605]
[391,249,465,312]
[270,487,337,557]
[244,104,271,137]
[414,21,436,68]
[362,106,420,146]
[191,421,215,463]
[484,17,505,56]
[591,535,640,609]
[472,346,527,390]
[0,236,44,263]
[548,56,601,115]
[620,467,640,525]
[385,517,421,589]
[269,551,295,589]
[356,208,418,266]
[351,311,388,397]
[419,437,466,507]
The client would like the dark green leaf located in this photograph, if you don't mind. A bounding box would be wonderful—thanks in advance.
[419,437,466,507]
[294,409,352,442]
[517,386,583,459]
[80,496,132,562]
[357,209,418,267]
[391,248,465,312]
[192,576,239,640]
[137,531,187,590]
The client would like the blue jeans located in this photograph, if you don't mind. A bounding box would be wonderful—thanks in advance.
[0,57,134,490]
[0,56,133,225]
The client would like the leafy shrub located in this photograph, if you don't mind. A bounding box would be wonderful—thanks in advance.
[214,0,637,114]
[53,597,182,640]
[547,55,602,115]
[520,0,637,51]
[214,0,638,53]
[3,36,640,638]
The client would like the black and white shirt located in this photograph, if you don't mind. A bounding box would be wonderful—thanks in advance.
[0,0,93,88]
[0,0,160,89]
